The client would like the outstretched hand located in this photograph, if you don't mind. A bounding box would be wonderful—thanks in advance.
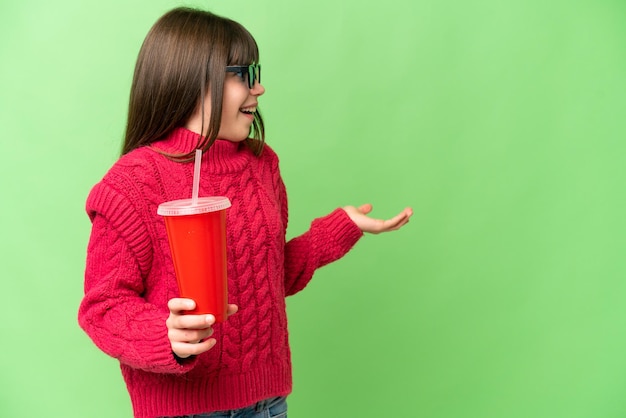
[343,203,413,234]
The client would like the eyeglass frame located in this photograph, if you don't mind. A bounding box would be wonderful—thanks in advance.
[225,63,261,89]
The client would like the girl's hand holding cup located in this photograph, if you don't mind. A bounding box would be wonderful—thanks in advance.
[166,298,238,358]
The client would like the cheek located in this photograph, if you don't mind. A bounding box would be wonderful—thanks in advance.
[223,79,249,104]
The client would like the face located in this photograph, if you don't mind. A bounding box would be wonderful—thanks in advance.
[218,68,265,142]
[186,68,265,142]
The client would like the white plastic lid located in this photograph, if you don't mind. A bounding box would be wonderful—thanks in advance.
[157,196,232,216]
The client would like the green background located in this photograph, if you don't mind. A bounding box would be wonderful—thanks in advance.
[1,0,625,417]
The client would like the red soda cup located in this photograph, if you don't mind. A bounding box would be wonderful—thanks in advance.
[157,197,231,322]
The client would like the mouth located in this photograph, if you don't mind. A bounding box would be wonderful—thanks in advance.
[239,105,257,115]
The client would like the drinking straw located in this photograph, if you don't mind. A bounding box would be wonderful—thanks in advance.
[191,148,202,205]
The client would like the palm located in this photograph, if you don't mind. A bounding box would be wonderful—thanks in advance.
[343,204,412,234]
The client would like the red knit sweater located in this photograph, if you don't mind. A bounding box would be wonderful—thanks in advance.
[78,128,363,418]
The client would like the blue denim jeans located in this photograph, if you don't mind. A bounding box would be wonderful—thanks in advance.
[172,396,287,418]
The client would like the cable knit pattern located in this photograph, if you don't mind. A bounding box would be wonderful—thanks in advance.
[78,128,363,418]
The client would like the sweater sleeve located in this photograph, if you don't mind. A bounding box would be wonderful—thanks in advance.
[271,160,363,295]
[78,183,197,375]
[284,208,363,296]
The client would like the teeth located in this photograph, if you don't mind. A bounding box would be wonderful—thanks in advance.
[241,107,256,113]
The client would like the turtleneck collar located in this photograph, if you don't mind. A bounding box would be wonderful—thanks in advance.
[151,127,252,173]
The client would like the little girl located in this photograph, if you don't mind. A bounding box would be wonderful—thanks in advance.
[78,7,412,418]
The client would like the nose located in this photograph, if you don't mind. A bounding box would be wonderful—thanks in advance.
[250,81,265,96]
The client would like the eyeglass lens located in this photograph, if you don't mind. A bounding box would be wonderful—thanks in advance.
[248,64,261,89]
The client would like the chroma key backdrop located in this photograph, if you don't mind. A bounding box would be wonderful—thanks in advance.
[1,0,625,417]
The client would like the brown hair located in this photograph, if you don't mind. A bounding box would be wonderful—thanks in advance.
[121,7,264,160]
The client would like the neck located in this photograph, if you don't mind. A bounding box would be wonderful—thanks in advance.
[151,127,251,173]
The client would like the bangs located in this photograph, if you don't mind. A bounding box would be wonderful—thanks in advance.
[227,25,260,65]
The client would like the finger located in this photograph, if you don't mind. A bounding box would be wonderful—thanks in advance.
[384,208,413,230]
[386,217,410,232]
[168,313,216,332]
[370,212,411,233]
[169,326,214,344]
[172,338,217,359]
[178,314,216,330]
[168,298,196,313]
[382,215,409,231]
[227,304,239,317]
[357,203,373,215]
[389,207,413,222]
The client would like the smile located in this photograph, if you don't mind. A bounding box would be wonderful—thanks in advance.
[240,106,257,114]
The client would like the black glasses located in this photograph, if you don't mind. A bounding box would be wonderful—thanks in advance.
[225,63,261,89]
